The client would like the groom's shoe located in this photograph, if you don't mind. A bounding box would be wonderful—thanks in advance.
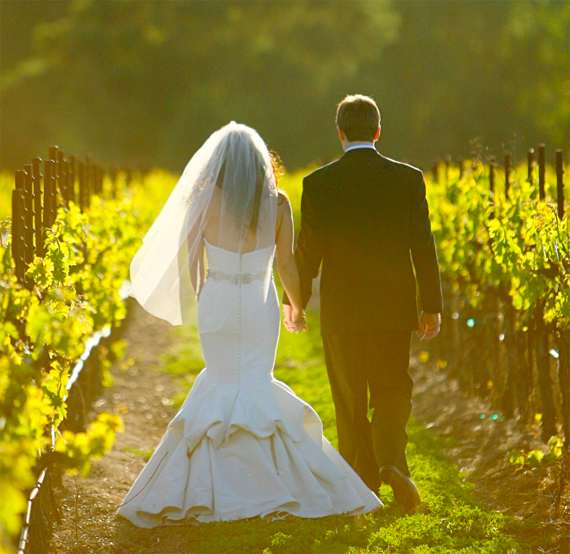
[379,465,421,512]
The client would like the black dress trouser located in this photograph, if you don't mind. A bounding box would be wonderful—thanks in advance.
[322,330,413,492]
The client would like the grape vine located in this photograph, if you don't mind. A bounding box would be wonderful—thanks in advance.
[0,170,176,552]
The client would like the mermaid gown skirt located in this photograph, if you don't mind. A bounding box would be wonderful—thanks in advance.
[117,241,381,527]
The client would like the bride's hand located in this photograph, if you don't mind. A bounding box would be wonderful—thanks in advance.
[284,305,308,333]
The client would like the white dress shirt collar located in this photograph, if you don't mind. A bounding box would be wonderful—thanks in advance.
[345,144,377,153]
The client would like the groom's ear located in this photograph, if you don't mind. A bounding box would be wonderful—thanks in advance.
[337,127,347,142]
[374,127,381,141]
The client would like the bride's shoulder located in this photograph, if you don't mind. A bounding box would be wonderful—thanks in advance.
[277,190,291,209]
[275,191,293,233]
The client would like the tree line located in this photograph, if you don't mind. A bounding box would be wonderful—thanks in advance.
[1,0,568,172]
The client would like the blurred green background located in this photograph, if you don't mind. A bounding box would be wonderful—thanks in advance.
[1,0,568,172]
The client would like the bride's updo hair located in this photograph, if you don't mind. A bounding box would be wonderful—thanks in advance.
[213,125,280,233]
[269,150,284,184]
[269,150,289,206]
[336,94,381,142]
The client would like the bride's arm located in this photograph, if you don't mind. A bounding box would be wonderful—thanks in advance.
[275,193,306,332]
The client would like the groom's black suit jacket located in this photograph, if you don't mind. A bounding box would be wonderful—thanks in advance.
[283,147,443,336]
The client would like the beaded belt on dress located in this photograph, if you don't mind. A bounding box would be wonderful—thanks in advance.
[207,269,268,285]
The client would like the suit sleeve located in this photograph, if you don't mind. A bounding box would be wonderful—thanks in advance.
[282,176,325,308]
[409,170,443,313]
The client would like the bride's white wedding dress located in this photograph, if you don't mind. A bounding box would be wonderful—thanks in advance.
[117,239,381,527]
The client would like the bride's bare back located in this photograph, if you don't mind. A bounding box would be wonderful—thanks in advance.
[202,188,292,257]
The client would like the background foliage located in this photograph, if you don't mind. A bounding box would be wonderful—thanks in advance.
[1,0,568,172]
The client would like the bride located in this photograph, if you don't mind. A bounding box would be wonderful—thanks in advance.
[117,122,381,527]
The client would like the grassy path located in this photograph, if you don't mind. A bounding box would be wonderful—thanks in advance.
[155,310,530,554]
[50,304,533,553]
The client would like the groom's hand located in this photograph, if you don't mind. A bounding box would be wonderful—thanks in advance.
[418,312,440,342]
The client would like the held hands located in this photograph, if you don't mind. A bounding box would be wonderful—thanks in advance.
[418,311,441,342]
[283,306,440,338]
[283,304,308,334]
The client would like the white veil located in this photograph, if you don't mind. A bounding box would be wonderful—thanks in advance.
[128,122,279,325]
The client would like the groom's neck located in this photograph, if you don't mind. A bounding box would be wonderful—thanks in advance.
[341,140,376,152]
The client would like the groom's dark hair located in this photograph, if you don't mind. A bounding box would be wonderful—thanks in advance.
[336,94,380,142]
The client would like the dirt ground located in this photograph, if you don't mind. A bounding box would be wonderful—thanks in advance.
[47,300,569,554]
[47,300,196,554]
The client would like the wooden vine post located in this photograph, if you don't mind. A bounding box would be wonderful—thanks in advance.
[534,307,558,442]
[44,159,56,228]
[432,159,439,184]
[559,330,570,442]
[32,158,43,258]
[110,165,118,199]
[78,160,86,212]
[12,171,26,282]
[68,155,76,205]
[556,150,565,219]
[58,152,67,207]
[534,144,558,441]
[515,323,533,423]
[444,154,451,182]
[555,149,569,440]
[538,143,546,200]
[527,148,534,183]
[489,155,496,196]
[504,153,512,198]
[500,300,517,418]
[22,164,34,266]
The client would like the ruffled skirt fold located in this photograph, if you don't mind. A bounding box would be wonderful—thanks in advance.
[117,370,381,527]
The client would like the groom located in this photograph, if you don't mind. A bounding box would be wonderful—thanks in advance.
[283,94,443,511]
